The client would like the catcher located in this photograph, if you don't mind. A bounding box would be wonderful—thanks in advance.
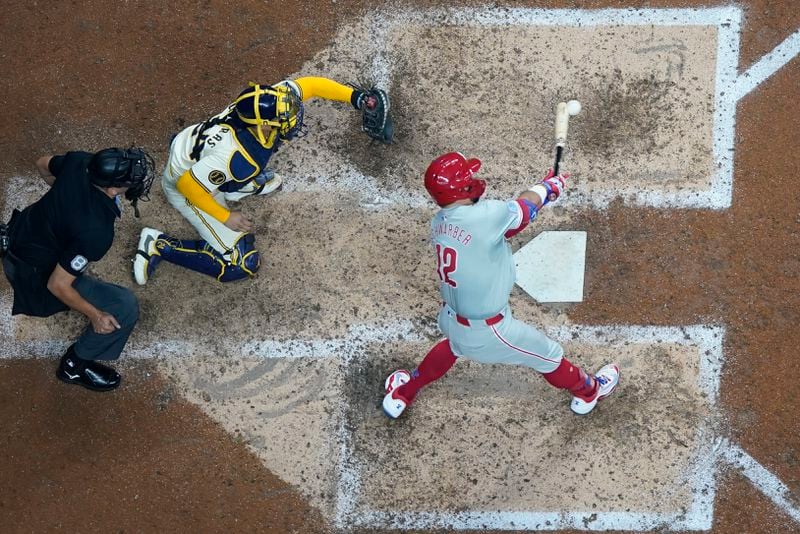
[133,77,392,283]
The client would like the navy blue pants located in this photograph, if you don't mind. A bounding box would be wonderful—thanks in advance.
[72,277,139,361]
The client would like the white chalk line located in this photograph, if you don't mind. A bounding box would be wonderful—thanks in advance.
[718,439,800,524]
[710,9,741,212]
[2,7,798,531]
[0,312,428,361]
[333,410,363,530]
[378,6,741,27]
[334,323,724,531]
[281,6,742,210]
[281,166,430,210]
[349,510,694,531]
[734,30,800,101]
[2,291,797,530]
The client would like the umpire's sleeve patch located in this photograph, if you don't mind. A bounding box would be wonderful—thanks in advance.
[70,255,89,273]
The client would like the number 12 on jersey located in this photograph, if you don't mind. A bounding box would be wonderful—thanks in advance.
[436,244,458,287]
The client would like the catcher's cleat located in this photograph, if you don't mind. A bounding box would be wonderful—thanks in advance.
[570,364,620,415]
[56,346,121,392]
[255,173,283,196]
[133,227,163,285]
[222,173,283,202]
[382,369,411,419]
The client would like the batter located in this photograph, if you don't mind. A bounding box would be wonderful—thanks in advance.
[383,152,620,417]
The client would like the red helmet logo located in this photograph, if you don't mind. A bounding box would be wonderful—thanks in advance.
[424,152,486,206]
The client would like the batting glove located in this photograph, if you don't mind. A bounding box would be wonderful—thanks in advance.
[530,168,569,206]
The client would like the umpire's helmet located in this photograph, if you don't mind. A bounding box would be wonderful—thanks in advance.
[88,147,155,216]
[234,83,304,144]
[424,152,486,207]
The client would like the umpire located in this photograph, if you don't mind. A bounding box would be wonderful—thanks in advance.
[0,147,155,391]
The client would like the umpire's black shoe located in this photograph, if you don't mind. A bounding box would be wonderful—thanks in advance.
[56,346,121,392]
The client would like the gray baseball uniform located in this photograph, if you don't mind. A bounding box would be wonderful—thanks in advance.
[431,198,563,373]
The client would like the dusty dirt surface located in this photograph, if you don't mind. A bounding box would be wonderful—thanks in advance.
[0,359,326,534]
[0,1,798,533]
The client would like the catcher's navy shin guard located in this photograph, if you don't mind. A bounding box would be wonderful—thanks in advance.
[155,233,260,282]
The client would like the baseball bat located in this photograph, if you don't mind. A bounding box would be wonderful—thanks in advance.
[553,100,581,175]
[553,101,569,176]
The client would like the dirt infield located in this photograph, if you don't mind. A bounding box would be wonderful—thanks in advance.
[1,1,798,533]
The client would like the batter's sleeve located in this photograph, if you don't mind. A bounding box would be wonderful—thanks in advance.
[504,200,536,238]
[480,199,524,242]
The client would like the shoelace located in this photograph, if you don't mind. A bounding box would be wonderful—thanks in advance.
[596,374,611,387]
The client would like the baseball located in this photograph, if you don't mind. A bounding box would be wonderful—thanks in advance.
[566,99,582,116]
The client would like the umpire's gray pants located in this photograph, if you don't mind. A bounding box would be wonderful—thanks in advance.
[72,277,139,361]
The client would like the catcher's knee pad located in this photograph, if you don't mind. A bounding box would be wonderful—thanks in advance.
[217,234,260,282]
[232,233,261,274]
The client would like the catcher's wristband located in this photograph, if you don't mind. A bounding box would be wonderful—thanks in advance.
[350,90,366,110]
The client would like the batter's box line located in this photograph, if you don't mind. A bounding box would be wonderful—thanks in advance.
[279,6,743,211]
[2,294,796,528]
[333,323,724,531]
[546,324,725,404]
[716,439,800,524]
[293,8,794,212]
[0,310,434,361]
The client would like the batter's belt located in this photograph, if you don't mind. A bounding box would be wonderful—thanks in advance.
[443,303,504,327]
[455,312,504,327]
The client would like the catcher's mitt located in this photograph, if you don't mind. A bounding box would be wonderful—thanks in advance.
[353,86,393,144]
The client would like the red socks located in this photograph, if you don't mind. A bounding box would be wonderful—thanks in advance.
[396,339,458,403]
[396,347,595,404]
[542,357,597,401]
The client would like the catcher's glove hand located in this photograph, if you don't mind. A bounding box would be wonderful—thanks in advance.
[353,86,393,144]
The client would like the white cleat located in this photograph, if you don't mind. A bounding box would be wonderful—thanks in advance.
[570,364,620,415]
[223,174,283,202]
[133,227,163,286]
[256,173,283,196]
[382,369,411,419]
[384,369,411,394]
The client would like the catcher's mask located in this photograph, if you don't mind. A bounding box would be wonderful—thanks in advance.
[424,152,486,207]
[234,83,305,144]
[88,147,155,217]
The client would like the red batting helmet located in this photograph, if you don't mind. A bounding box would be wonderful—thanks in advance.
[424,152,486,207]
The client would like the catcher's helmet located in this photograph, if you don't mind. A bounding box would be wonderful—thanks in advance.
[88,147,155,216]
[234,83,304,144]
[424,152,486,207]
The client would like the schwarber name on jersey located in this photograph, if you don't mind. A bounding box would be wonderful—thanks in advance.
[431,199,524,319]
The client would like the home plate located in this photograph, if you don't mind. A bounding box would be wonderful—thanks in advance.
[514,231,587,303]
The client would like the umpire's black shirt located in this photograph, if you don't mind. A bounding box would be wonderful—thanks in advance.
[5,152,120,317]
